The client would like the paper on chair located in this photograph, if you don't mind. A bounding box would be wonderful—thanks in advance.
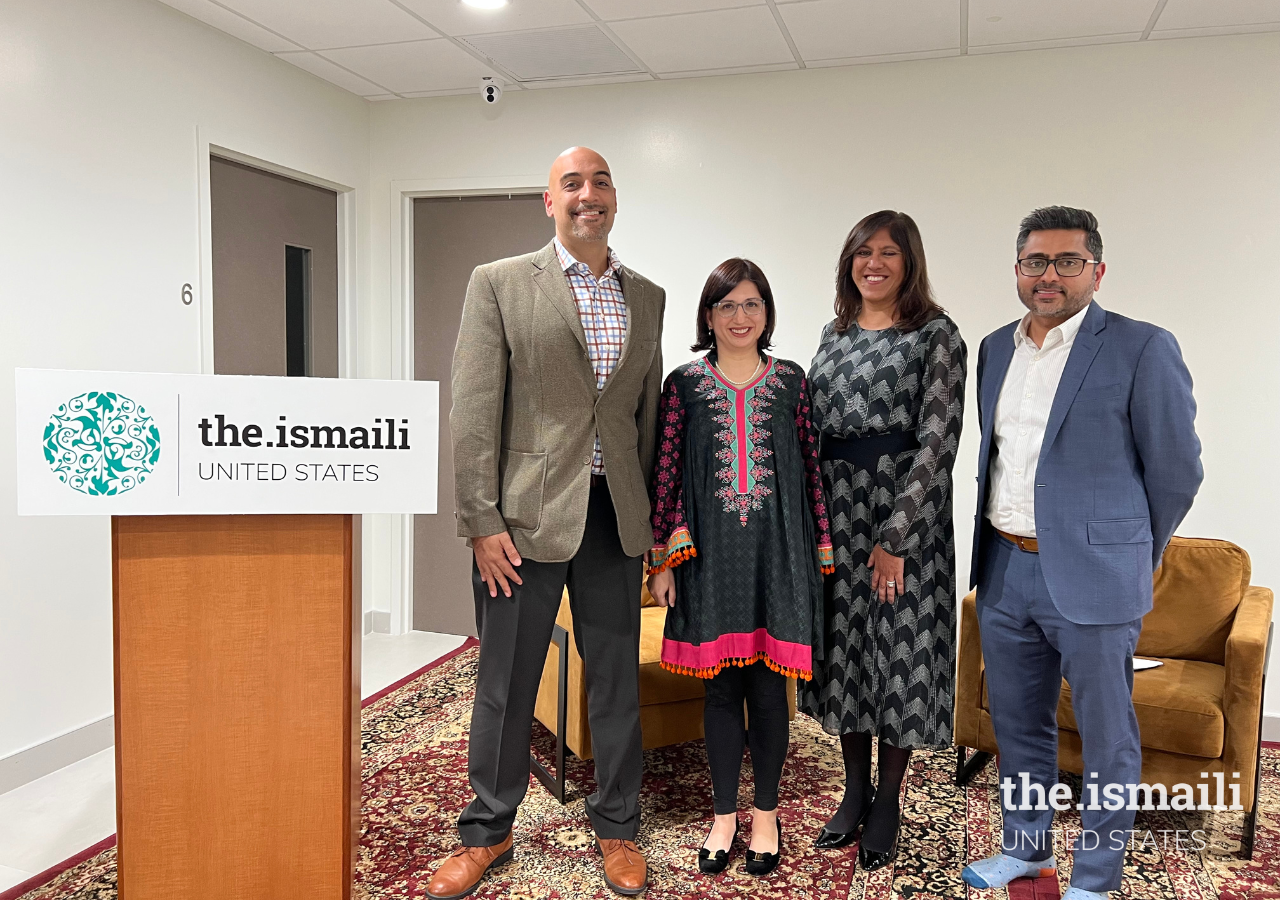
[1132,657,1163,671]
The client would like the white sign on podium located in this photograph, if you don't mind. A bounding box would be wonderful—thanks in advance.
[16,369,438,515]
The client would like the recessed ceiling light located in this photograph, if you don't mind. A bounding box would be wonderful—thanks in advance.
[463,0,509,9]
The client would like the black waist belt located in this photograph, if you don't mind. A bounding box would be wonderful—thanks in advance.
[820,431,920,470]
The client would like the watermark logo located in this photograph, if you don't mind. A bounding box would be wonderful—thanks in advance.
[43,391,161,496]
[1001,772,1242,812]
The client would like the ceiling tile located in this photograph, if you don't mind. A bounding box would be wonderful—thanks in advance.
[396,0,593,35]
[1154,0,1280,31]
[584,0,764,20]
[461,25,642,78]
[218,0,436,49]
[320,39,499,93]
[656,61,797,78]
[157,0,301,52]
[398,88,475,98]
[967,31,1139,53]
[608,6,794,73]
[274,50,393,95]
[517,72,653,89]
[778,0,959,61]
[805,48,959,67]
[969,0,1156,46]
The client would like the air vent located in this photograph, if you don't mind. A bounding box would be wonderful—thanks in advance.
[460,25,643,82]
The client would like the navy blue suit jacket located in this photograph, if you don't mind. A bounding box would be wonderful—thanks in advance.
[970,301,1203,625]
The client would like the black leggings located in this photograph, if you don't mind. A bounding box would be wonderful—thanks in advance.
[702,662,790,815]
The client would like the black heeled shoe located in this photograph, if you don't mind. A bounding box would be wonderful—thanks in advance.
[697,819,738,875]
[814,785,876,849]
[857,808,900,871]
[744,816,783,877]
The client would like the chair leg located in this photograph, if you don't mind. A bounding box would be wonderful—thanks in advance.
[1242,623,1272,860]
[1242,805,1257,860]
[957,746,993,786]
[531,623,569,804]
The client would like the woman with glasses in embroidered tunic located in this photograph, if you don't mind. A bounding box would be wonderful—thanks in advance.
[647,258,833,878]
[799,211,967,871]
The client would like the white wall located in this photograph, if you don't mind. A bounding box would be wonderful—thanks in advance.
[367,35,1280,713]
[0,0,369,762]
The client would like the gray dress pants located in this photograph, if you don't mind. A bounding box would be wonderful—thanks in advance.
[458,478,645,846]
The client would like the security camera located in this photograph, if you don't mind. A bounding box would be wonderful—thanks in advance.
[480,77,502,104]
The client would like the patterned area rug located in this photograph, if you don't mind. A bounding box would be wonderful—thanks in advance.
[9,645,1278,900]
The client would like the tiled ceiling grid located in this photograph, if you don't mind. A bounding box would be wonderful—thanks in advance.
[157,0,1280,101]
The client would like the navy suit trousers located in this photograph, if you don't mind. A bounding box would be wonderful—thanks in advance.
[977,532,1142,892]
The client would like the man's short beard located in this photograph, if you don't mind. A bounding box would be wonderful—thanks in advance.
[571,220,609,242]
[1019,283,1093,319]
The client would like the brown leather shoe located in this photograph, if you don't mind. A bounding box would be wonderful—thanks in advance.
[425,833,514,900]
[597,838,647,895]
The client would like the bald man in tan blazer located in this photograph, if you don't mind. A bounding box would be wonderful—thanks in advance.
[426,148,664,900]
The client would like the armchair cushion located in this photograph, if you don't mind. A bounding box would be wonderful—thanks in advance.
[1138,538,1250,664]
[981,658,1226,759]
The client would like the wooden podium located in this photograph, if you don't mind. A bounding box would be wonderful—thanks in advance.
[111,514,360,900]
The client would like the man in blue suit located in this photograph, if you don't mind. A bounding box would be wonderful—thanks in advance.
[961,207,1202,900]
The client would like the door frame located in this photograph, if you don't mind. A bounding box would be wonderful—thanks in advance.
[196,130,359,380]
[388,176,544,635]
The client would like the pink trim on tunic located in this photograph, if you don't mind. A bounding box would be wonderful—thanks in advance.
[661,628,812,673]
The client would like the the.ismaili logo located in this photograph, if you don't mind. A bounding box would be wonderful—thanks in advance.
[43,391,161,496]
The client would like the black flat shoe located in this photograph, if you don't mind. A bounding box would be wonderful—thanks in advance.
[814,786,876,849]
[744,817,783,877]
[697,820,738,875]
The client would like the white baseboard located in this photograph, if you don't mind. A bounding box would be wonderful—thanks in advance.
[1264,713,1280,743]
[363,610,391,635]
[0,715,115,796]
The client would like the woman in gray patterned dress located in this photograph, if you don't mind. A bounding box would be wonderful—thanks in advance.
[799,210,966,870]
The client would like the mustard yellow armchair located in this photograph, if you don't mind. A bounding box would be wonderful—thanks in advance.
[954,537,1274,858]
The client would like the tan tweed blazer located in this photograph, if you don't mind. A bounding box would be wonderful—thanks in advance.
[450,241,666,562]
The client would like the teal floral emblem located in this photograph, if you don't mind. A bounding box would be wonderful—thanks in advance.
[43,392,161,496]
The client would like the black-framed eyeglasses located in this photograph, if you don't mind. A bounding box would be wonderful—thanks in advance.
[712,299,765,318]
[1017,257,1099,277]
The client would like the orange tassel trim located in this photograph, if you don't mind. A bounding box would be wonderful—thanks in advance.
[649,546,696,574]
[661,653,812,682]
[818,540,835,575]
[648,526,696,574]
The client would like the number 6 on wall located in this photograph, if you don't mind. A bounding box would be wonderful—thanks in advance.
[182,283,193,305]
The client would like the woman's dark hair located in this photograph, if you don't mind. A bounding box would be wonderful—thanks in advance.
[833,210,944,333]
[691,258,776,353]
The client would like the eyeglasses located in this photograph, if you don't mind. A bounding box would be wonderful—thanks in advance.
[712,299,765,318]
[1017,257,1099,277]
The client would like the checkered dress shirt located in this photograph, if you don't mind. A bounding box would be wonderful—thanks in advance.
[554,237,628,475]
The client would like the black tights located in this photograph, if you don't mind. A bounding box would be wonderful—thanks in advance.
[826,732,911,852]
[702,662,790,815]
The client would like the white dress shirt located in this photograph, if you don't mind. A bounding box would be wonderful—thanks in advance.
[986,304,1090,537]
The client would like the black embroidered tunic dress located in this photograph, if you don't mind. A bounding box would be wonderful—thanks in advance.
[649,354,834,681]
[798,315,967,749]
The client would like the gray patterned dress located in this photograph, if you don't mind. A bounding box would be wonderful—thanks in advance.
[798,315,967,749]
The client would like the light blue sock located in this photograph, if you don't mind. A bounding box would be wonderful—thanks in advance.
[1062,888,1107,900]
[961,853,1057,889]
